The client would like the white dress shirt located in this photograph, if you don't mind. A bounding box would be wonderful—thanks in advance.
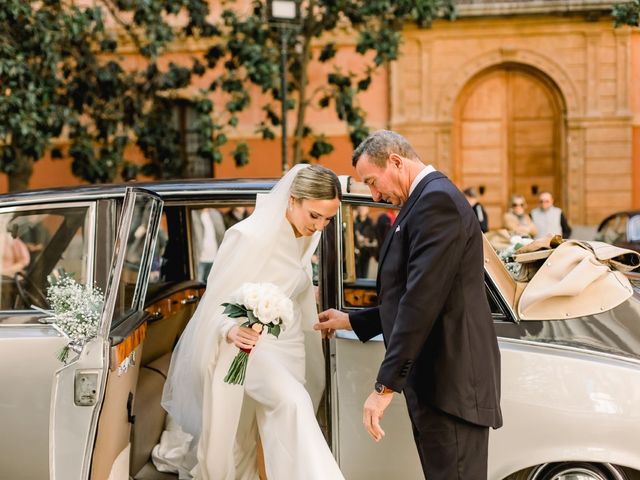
[409,164,436,197]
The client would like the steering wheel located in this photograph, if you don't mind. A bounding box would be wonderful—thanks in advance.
[14,271,48,309]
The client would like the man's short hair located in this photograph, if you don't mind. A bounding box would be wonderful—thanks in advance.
[352,130,420,167]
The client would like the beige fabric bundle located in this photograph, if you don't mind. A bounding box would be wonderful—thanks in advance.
[517,240,638,320]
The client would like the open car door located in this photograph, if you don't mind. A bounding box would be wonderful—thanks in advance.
[49,188,163,480]
[328,200,422,478]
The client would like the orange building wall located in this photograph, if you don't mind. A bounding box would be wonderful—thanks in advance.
[393,17,639,225]
[632,31,640,208]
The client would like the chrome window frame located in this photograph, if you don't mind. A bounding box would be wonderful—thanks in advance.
[482,256,519,322]
[336,199,397,312]
[176,198,258,282]
[0,201,96,316]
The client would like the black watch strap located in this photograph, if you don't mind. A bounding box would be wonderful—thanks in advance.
[374,381,393,395]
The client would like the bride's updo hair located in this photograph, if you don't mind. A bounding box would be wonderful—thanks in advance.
[290,165,342,202]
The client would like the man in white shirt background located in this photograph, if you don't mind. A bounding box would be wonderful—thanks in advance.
[530,191,572,239]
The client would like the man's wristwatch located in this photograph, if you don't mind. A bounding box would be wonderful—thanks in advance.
[374,381,394,395]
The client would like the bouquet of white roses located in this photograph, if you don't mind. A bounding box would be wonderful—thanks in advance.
[44,274,104,363]
[222,282,294,385]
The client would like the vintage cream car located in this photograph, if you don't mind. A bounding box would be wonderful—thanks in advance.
[0,180,639,480]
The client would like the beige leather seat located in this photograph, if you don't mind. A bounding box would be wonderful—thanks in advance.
[130,353,178,480]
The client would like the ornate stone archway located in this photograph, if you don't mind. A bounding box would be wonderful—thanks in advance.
[435,48,581,121]
[429,48,586,223]
[452,64,566,225]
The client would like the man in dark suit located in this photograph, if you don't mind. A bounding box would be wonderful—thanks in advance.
[315,130,502,479]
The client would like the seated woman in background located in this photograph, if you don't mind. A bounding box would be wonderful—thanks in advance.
[502,194,537,238]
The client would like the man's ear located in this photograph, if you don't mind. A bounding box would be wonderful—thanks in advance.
[388,153,403,169]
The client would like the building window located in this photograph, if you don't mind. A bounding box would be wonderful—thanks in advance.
[173,100,213,178]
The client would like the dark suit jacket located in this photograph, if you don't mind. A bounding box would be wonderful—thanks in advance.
[350,171,503,429]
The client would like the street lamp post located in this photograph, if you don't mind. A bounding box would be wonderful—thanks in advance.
[267,0,301,174]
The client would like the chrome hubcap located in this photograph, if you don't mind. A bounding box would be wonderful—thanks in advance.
[548,468,608,480]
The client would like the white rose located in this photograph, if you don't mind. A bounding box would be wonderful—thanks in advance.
[241,283,261,310]
[254,297,277,324]
[273,297,293,326]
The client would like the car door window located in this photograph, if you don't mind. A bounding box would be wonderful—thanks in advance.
[341,203,399,308]
[113,195,162,322]
[0,205,93,311]
[189,204,254,283]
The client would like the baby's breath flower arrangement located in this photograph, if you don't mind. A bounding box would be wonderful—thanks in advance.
[45,274,104,363]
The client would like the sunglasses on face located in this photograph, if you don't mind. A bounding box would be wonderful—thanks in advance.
[512,203,525,207]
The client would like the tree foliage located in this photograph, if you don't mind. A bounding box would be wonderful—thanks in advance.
[0,0,216,190]
[0,0,454,191]
[206,0,455,166]
[613,0,640,27]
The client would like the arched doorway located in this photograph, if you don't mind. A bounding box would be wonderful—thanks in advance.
[453,65,566,229]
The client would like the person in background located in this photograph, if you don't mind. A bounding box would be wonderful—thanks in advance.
[354,206,378,278]
[503,194,537,238]
[463,187,489,233]
[530,192,572,239]
[18,217,51,256]
[223,206,248,229]
[193,208,226,282]
[374,208,397,257]
[0,231,30,277]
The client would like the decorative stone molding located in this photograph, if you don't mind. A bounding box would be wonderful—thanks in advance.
[455,0,616,17]
[614,28,631,116]
[435,48,582,120]
[566,124,586,224]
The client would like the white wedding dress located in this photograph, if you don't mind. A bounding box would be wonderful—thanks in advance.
[155,165,344,480]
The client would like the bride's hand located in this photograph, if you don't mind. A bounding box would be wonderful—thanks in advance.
[227,325,260,349]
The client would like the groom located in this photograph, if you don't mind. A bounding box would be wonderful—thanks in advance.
[315,130,503,479]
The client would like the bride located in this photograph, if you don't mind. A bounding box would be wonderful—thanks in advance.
[156,164,345,480]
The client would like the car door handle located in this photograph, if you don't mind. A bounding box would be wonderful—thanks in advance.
[180,295,199,305]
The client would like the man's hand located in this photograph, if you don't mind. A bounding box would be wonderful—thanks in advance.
[363,391,393,442]
[314,309,352,338]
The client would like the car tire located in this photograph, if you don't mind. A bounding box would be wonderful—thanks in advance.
[506,462,628,480]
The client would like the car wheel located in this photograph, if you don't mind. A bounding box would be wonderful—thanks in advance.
[528,462,627,480]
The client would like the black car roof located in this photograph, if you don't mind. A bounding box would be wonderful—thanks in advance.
[0,177,373,206]
[0,178,279,206]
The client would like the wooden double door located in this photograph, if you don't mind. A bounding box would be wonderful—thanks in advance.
[454,66,564,230]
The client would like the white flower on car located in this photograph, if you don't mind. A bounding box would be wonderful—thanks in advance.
[45,274,105,363]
